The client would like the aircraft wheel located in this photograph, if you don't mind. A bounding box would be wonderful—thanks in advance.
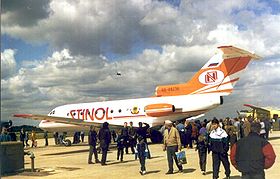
[64,139,72,147]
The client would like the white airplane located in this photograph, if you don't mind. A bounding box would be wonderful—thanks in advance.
[14,46,260,145]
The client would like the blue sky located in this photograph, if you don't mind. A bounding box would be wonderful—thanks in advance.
[1,0,280,126]
[1,34,51,63]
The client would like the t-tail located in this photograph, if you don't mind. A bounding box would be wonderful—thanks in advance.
[155,46,261,97]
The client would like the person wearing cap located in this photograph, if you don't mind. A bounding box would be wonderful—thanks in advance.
[98,122,111,165]
[230,122,276,179]
[163,120,183,174]
[209,118,231,179]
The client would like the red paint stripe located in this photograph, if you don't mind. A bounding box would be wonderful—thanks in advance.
[113,115,146,119]
[198,89,233,94]
[193,78,239,94]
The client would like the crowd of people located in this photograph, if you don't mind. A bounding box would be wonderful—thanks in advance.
[87,121,151,175]
[0,116,277,178]
[168,116,276,179]
[85,116,276,178]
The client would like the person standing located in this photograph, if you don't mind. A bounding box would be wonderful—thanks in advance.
[191,122,199,147]
[184,120,192,148]
[196,122,208,175]
[176,120,186,148]
[234,118,241,140]
[98,122,111,165]
[264,118,271,139]
[20,129,26,147]
[88,126,100,164]
[230,122,276,179]
[116,132,125,162]
[121,122,129,154]
[25,131,29,146]
[81,131,85,143]
[44,131,49,146]
[209,118,231,179]
[224,120,237,147]
[128,121,136,154]
[243,118,251,137]
[53,132,58,145]
[163,120,183,175]
[31,130,37,147]
[260,119,266,139]
[136,122,151,158]
[136,136,148,175]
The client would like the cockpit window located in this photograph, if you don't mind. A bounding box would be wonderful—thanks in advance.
[49,110,55,115]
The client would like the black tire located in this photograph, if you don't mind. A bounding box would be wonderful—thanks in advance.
[150,129,163,143]
[64,139,72,147]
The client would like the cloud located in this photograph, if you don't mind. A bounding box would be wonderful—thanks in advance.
[4,0,277,56]
[1,49,17,79]
[0,45,217,122]
[1,0,280,124]
[1,0,51,27]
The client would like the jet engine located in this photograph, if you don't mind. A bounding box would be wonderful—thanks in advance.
[144,103,175,117]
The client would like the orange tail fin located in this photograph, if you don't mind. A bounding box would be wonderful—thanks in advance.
[155,46,261,97]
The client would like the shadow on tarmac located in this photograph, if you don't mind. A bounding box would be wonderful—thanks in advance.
[205,171,213,175]
[106,159,136,165]
[43,149,89,156]
[182,168,196,173]
[105,155,163,166]
[222,176,241,179]
[145,170,161,174]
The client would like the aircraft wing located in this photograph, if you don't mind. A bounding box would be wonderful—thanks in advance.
[243,104,270,112]
[13,114,119,127]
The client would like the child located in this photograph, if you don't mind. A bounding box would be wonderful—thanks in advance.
[116,133,125,162]
[196,133,208,175]
[135,136,148,175]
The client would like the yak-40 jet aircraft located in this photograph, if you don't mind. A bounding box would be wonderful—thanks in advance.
[14,46,260,145]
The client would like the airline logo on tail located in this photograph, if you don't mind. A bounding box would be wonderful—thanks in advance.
[155,46,261,97]
[199,70,224,85]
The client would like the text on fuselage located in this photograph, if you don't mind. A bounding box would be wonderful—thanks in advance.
[69,107,112,121]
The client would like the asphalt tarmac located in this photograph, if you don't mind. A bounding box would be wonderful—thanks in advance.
[3,131,280,179]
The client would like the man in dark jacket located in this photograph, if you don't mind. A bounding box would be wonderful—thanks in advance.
[230,122,276,179]
[136,122,150,142]
[209,118,231,179]
[121,122,129,154]
[88,126,100,164]
[98,122,111,165]
[128,121,136,154]
[136,122,151,158]
[20,129,26,147]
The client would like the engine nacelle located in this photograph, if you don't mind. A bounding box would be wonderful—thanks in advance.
[144,103,175,117]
